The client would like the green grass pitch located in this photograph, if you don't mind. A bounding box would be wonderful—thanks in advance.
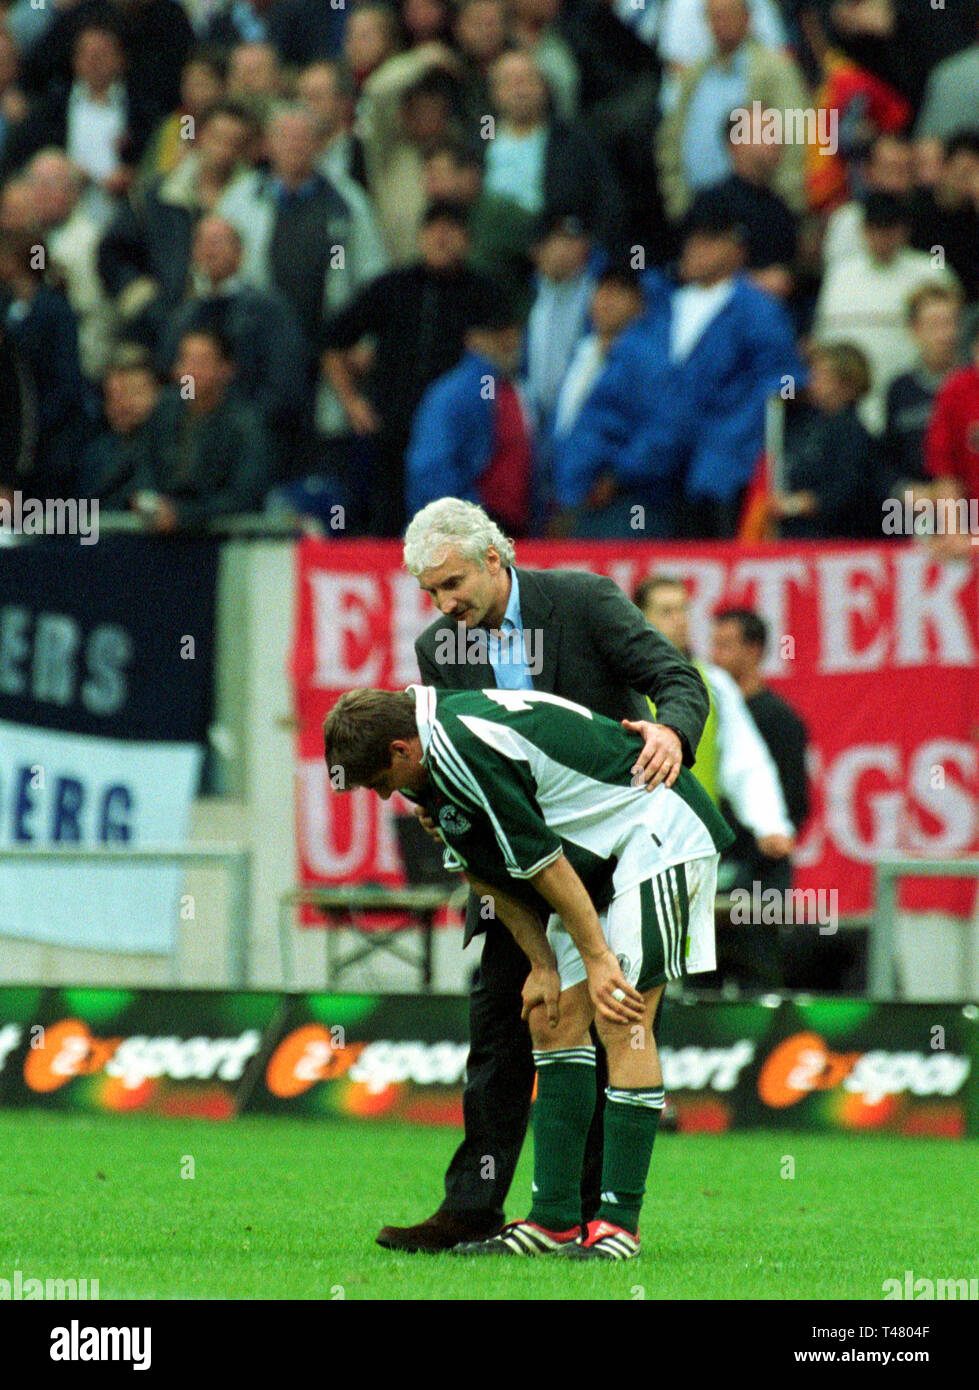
[2,1111,977,1300]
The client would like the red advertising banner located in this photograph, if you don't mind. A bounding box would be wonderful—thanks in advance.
[291,539,979,917]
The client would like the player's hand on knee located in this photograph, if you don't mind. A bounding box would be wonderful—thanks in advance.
[585,951,645,1024]
[521,963,561,1029]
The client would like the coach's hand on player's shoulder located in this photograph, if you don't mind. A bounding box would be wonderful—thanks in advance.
[413,805,444,843]
[621,720,683,791]
[521,962,562,1028]
[584,950,645,1025]
[757,833,794,859]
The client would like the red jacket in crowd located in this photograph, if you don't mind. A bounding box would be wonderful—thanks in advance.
[925,366,979,501]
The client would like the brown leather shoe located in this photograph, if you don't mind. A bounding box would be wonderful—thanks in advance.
[376,1210,503,1253]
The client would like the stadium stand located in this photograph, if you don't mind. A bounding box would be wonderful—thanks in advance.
[0,0,973,539]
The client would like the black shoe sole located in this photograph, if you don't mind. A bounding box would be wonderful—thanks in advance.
[375,1235,465,1253]
[376,1229,501,1253]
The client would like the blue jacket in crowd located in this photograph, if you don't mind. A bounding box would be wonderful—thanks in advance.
[406,351,537,517]
[555,271,806,508]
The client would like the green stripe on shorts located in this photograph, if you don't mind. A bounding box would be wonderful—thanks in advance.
[636,866,693,989]
[673,863,690,973]
[638,875,666,990]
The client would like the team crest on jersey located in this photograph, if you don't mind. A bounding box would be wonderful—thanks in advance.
[438,805,471,835]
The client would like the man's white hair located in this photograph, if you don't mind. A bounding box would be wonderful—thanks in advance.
[403,499,516,576]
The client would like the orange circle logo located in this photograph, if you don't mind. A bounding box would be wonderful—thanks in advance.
[757,1032,861,1109]
[23,1019,119,1093]
[265,1024,361,1098]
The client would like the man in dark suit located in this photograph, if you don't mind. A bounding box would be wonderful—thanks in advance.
[376,496,709,1251]
[19,0,194,122]
[7,17,160,182]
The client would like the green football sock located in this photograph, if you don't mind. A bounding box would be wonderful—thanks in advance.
[527,1047,596,1232]
[595,1086,665,1236]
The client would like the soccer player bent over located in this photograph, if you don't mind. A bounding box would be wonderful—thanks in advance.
[324,685,734,1260]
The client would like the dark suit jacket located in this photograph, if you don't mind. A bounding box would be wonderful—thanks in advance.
[204,0,344,67]
[97,173,200,311]
[2,285,95,495]
[3,81,157,178]
[544,121,626,251]
[19,0,193,117]
[414,565,710,942]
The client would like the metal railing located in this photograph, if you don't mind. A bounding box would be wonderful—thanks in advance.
[278,885,873,994]
[872,856,979,1000]
[0,845,252,986]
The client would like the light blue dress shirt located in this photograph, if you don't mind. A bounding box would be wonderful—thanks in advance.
[484,127,548,214]
[681,46,749,195]
[232,0,269,41]
[488,569,534,690]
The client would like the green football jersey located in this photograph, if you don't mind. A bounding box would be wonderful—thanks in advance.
[410,685,734,903]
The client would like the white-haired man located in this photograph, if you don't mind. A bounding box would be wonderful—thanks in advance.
[218,102,387,341]
[375,497,710,1252]
[28,147,116,380]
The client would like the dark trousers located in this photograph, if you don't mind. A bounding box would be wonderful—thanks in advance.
[440,921,608,1226]
[717,849,793,988]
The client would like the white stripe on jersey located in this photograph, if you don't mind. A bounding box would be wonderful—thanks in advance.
[430,719,564,880]
[454,712,716,894]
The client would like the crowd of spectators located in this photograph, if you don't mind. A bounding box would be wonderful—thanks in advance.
[1,0,978,541]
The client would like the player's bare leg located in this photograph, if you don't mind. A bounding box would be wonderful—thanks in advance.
[599,983,665,1089]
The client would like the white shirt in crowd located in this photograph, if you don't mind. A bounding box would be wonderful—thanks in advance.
[703,660,794,841]
[483,126,548,215]
[66,81,126,184]
[821,201,866,269]
[670,277,734,362]
[814,248,958,433]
